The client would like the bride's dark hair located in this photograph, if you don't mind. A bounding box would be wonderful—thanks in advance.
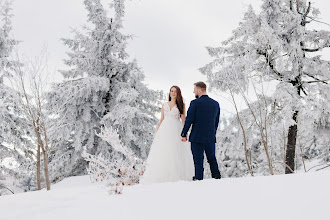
[168,85,184,115]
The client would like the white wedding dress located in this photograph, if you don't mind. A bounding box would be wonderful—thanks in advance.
[140,102,194,184]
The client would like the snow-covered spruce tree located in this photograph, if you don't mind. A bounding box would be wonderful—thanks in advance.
[0,0,35,195]
[298,110,330,167]
[47,0,160,182]
[200,0,330,174]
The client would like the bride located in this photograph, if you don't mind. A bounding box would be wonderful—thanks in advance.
[140,85,194,184]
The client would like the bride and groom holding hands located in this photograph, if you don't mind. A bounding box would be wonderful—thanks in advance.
[141,81,221,184]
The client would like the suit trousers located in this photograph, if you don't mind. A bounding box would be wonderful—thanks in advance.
[191,142,221,180]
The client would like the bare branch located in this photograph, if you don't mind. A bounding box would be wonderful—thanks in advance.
[296,0,300,14]
[302,48,321,52]
[301,86,308,96]
[304,79,330,84]
[307,163,330,172]
[316,164,330,171]
[298,141,307,172]
[305,16,330,27]
[0,184,14,194]
[302,46,330,52]
[229,89,254,177]
[303,72,328,84]
[301,2,311,26]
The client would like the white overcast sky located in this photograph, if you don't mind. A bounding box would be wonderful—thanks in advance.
[11,0,330,117]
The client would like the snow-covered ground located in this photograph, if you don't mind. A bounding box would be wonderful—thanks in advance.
[0,171,329,220]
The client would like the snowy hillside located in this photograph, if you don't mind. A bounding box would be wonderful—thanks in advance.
[1,171,329,220]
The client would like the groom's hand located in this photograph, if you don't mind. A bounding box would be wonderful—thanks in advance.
[181,137,187,142]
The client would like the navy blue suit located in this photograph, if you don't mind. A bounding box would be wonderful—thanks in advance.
[181,95,221,180]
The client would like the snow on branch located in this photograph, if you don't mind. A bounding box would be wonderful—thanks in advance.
[83,126,145,194]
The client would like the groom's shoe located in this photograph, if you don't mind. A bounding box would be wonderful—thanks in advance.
[213,174,221,179]
[192,176,202,181]
[212,171,221,179]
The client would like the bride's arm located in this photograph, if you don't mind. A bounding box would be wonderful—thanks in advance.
[181,104,186,126]
[156,104,165,132]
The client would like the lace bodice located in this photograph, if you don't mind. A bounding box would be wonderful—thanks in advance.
[163,102,181,120]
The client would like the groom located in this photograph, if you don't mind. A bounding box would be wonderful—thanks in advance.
[181,81,221,180]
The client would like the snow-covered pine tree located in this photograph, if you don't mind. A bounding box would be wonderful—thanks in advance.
[298,108,330,167]
[47,0,160,182]
[0,0,35,195]
[200,0,330,174]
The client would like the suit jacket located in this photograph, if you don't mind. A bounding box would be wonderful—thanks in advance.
[181,95,220,143]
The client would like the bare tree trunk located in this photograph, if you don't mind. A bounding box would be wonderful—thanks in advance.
[42,123,51,190]
[42,150,50,190]
[285,110,298,174]
[284,0,313,174]
[37,143,41,190]
[298,141,307,172]
[283,130,287,171]
[35,124,51,191]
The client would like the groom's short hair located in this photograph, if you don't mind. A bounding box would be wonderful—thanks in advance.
[194,81,207,91]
